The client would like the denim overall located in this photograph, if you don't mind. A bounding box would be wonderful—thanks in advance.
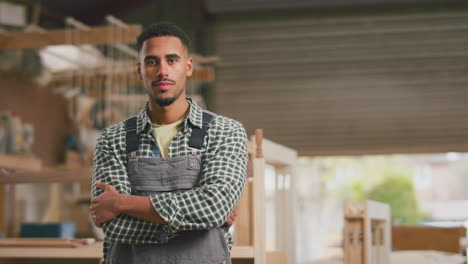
[106,112,231,264]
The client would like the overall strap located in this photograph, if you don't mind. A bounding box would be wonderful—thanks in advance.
[124,116,139,154]
[188,111,215,150]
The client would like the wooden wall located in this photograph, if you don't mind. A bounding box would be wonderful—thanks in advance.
[213,6,468,156]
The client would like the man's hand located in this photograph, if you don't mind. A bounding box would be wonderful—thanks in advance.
[90,181,121,227]
[226,207,238,228]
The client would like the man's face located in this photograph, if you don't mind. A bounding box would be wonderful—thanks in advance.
[137,36,193,107]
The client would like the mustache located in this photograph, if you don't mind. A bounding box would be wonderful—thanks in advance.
[152,78,176,86]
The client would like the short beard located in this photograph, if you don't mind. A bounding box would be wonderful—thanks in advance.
[149,86,184,107]
[151,95,177,107]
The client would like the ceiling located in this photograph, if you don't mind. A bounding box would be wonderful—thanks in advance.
[12,0,152,27]
[11,0,464,29]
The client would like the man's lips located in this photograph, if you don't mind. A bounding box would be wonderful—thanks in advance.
[153,81,174,91]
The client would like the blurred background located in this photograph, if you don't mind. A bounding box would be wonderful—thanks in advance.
[0,0,467,263]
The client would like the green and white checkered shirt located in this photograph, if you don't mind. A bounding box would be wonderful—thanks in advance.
[92,98,248,259]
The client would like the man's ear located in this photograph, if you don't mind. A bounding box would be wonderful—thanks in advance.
[137,62,143,80]
[186,58,193,77]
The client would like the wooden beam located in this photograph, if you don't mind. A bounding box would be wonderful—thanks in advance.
[0,154,42,172]
[0,25,141,50]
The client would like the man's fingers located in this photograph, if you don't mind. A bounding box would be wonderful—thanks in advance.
[95,181,108,191]
[95,181,117,192]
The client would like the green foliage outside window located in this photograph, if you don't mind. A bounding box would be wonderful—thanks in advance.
[351,172,424,225]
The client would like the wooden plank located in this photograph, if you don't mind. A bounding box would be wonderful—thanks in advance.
[231,246,255,258]
[252,157,266,264]
[0,167,91,184]
[392,226,466,253]
[0,238,93,248]
[249,130,266,264]
[0,259,100,264]
[0,154,42,171]
[0,242,102,259]
[0,25,141,50]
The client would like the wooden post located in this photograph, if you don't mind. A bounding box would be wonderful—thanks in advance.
[252,129,266,264]
[234,160,253,246]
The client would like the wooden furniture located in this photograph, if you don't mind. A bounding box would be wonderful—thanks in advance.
[392,226,466,254]
[343,200,391,264]
[232,129,297,264]
[232,129,267,264]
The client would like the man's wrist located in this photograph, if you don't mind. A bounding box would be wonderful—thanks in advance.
[116,193,129,214]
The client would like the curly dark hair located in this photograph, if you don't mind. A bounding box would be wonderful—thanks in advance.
[136,22,190,52]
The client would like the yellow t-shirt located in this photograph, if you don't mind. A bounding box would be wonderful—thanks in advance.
[152,115,186,157]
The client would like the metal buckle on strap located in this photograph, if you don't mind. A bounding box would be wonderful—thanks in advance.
[187,147,198,155]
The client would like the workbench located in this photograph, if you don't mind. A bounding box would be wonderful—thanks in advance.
[0,242,273,264]
[308,250,465,264]
[0,242,102,264]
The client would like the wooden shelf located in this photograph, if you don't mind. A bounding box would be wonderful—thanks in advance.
[0,25,141,50]
[0,154,42,172]
[0,167,92,184]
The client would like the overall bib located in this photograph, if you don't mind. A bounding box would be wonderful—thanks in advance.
[106,113,231,264]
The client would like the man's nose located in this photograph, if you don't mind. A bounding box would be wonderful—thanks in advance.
[157,62,169,77]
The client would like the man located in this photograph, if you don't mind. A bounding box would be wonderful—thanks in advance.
[90,22,247,264]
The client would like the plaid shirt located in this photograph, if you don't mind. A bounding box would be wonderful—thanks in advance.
[92,98,248,259]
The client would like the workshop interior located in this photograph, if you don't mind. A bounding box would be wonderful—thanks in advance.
[0,0,468,263]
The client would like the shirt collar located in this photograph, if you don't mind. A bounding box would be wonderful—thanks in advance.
[135,97,204,135]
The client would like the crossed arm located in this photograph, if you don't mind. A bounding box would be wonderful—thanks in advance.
[90,181,238,227]
[90,124,247,234]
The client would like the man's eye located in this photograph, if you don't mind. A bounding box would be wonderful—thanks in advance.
[146,60,157,65]
[168,59,177,64]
